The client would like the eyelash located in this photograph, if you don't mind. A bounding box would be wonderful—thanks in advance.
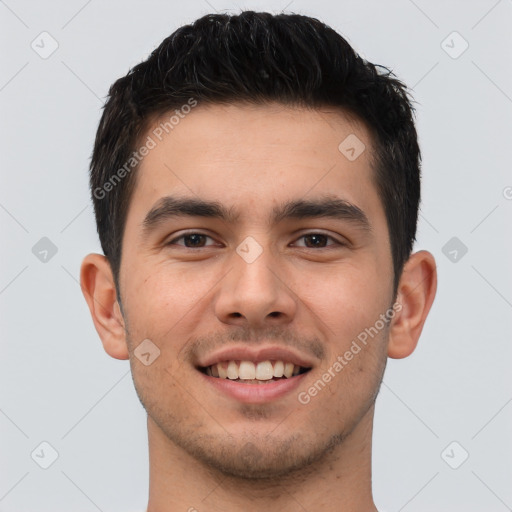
[166,231,345,249]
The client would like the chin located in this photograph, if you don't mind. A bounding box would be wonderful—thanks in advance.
[180,431,345,481]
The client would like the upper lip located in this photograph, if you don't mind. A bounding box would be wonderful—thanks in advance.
[197,345,316,369]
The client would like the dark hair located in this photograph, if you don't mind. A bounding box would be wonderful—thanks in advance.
[89,10,421,302]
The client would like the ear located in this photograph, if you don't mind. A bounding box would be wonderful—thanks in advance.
[80,253,129,360]
[387,250,437,359]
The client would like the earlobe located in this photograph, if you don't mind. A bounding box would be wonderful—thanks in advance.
[80,253,129,360]
[387,250,437,359]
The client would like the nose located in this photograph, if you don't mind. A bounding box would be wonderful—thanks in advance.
[213,243,297,329]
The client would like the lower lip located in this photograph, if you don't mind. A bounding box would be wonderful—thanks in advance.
[199,370,310,404]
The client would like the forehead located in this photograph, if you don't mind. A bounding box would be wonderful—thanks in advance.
[126,102,383,229]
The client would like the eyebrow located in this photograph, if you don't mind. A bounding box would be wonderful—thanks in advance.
[140,194,372,239]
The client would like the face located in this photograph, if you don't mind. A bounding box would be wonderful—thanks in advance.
[119,102,395,479]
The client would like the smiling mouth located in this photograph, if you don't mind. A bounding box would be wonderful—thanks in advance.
[198,360,311,384]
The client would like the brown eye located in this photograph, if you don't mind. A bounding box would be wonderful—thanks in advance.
[167,233,215,248]
[293,233,342,248]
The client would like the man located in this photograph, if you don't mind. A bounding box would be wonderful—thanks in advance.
[80,11,437,512]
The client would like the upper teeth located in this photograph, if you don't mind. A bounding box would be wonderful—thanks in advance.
[206,360,302,380]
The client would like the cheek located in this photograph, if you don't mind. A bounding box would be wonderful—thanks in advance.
[122,262,227,387]
[123,265,208,403]
[294,259,389,344]
[124,261,218,336]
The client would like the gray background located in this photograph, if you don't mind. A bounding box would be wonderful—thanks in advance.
[1,0,511,511]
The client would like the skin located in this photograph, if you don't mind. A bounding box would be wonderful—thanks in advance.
[80,102,437,512]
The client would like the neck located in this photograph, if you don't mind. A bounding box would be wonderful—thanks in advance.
[146,405,378,512]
